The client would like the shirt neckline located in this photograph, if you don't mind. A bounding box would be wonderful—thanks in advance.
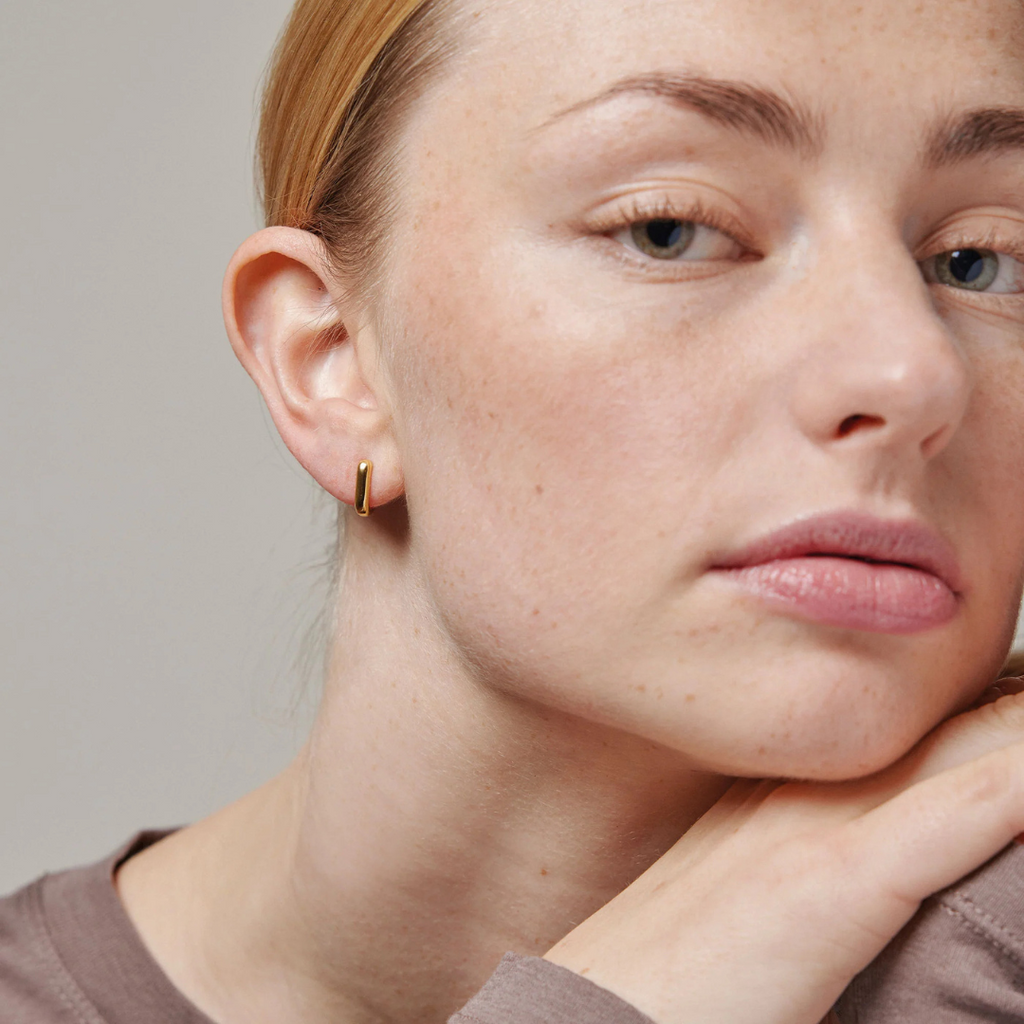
[38,830,216,1024]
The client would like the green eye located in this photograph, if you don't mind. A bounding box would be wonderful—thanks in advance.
[933,248,999,291]
[630,219,696,259]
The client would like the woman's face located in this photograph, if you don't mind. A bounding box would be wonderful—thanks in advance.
[375,0,1024,778]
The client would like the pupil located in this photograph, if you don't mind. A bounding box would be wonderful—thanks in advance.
[646,219,684,249]
[949,249,985,283]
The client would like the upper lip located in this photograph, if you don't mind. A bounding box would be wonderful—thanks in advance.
[711,510,964,595]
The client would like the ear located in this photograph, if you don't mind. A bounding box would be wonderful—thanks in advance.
[223,227,403,511]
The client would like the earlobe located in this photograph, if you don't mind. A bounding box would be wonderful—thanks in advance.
[222,226,404,509]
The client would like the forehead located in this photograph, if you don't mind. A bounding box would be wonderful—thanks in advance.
[435,0,1024,140]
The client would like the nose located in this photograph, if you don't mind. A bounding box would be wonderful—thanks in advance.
[787,232,971,465]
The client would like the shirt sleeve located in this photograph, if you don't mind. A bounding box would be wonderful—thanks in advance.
[836,842,1024,1023]
[448,953,657,1024]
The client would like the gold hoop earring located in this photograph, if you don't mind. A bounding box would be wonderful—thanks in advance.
[355,460,373,517]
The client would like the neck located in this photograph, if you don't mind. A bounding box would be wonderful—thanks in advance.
[116,520,730,1024]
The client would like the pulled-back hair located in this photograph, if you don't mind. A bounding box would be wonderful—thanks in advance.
[258,0,452,285]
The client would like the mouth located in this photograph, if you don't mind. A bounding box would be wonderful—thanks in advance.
[709,510,963,635]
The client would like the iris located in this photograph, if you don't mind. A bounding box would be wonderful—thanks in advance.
[936,248,998,291]
[631,219,696,259]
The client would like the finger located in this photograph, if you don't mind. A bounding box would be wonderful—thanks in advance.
[813,684,1024,824]
[841,739,1024,933]
[737,692,1024,835]
[896,684,1024,786]
[717,686,1024,859]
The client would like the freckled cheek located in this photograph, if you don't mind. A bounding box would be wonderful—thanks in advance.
[390,271,758,661]
[956,384,1024,618]
[398,269,727,523]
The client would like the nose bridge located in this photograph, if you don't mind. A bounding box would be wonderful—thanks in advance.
[788,222,971,461]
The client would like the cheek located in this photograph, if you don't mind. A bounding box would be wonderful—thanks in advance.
[382,248,904,777]
[946,342,1024,648]
[387,242,745,657]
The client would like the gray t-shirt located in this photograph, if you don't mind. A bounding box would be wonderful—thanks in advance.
[3,831,1024,1023]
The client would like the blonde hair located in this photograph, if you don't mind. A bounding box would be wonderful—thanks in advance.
[258,0,452,284]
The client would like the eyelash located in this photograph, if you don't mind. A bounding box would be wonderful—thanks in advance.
[589,195,754,254]
[922,226,1024,265]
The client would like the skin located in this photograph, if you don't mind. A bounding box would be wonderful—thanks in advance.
[115,0,1024,1022]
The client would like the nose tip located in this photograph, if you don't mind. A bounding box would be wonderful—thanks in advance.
[792,291,970,465]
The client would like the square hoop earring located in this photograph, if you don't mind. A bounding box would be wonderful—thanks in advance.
[355,460,373,517]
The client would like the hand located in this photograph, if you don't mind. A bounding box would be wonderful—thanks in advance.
[545,679,1024,1024]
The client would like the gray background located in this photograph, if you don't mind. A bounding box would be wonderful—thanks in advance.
[0,1,326,892]
[3,2,1024,897]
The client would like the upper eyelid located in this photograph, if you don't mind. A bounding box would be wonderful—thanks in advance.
[915,217,1024,260]
[585,191,756,247]
[919,235,1018,252]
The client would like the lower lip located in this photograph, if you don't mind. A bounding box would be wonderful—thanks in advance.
[714,556,958,634]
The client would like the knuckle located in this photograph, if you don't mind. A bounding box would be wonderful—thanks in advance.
[813,830,863,880]
[983,692,1024,732]
[950,752,1019,807]
[930,692,1024,761]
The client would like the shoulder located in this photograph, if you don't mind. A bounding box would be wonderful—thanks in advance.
[0,830,201,1024]
[0,869,99,1024]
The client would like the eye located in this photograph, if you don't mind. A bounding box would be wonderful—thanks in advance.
[615,218,744,262]
[921,247,1024,294]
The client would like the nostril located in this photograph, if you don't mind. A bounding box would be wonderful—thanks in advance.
[837,413,886,438]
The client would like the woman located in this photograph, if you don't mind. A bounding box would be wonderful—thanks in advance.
[5,0,1024,1021]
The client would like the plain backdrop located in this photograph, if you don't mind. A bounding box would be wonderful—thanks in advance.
[0,0,326,892]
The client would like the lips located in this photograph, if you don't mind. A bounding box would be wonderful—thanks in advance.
[710,511,963,634]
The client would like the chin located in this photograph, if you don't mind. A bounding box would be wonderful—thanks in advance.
[724,668,970,782]
[747,725,928,783]
[639,641,988,783]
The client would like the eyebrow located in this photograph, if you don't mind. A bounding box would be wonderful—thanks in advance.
[541,73,1024,172]
[539,72,822,154]
[927,107,1024,167]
